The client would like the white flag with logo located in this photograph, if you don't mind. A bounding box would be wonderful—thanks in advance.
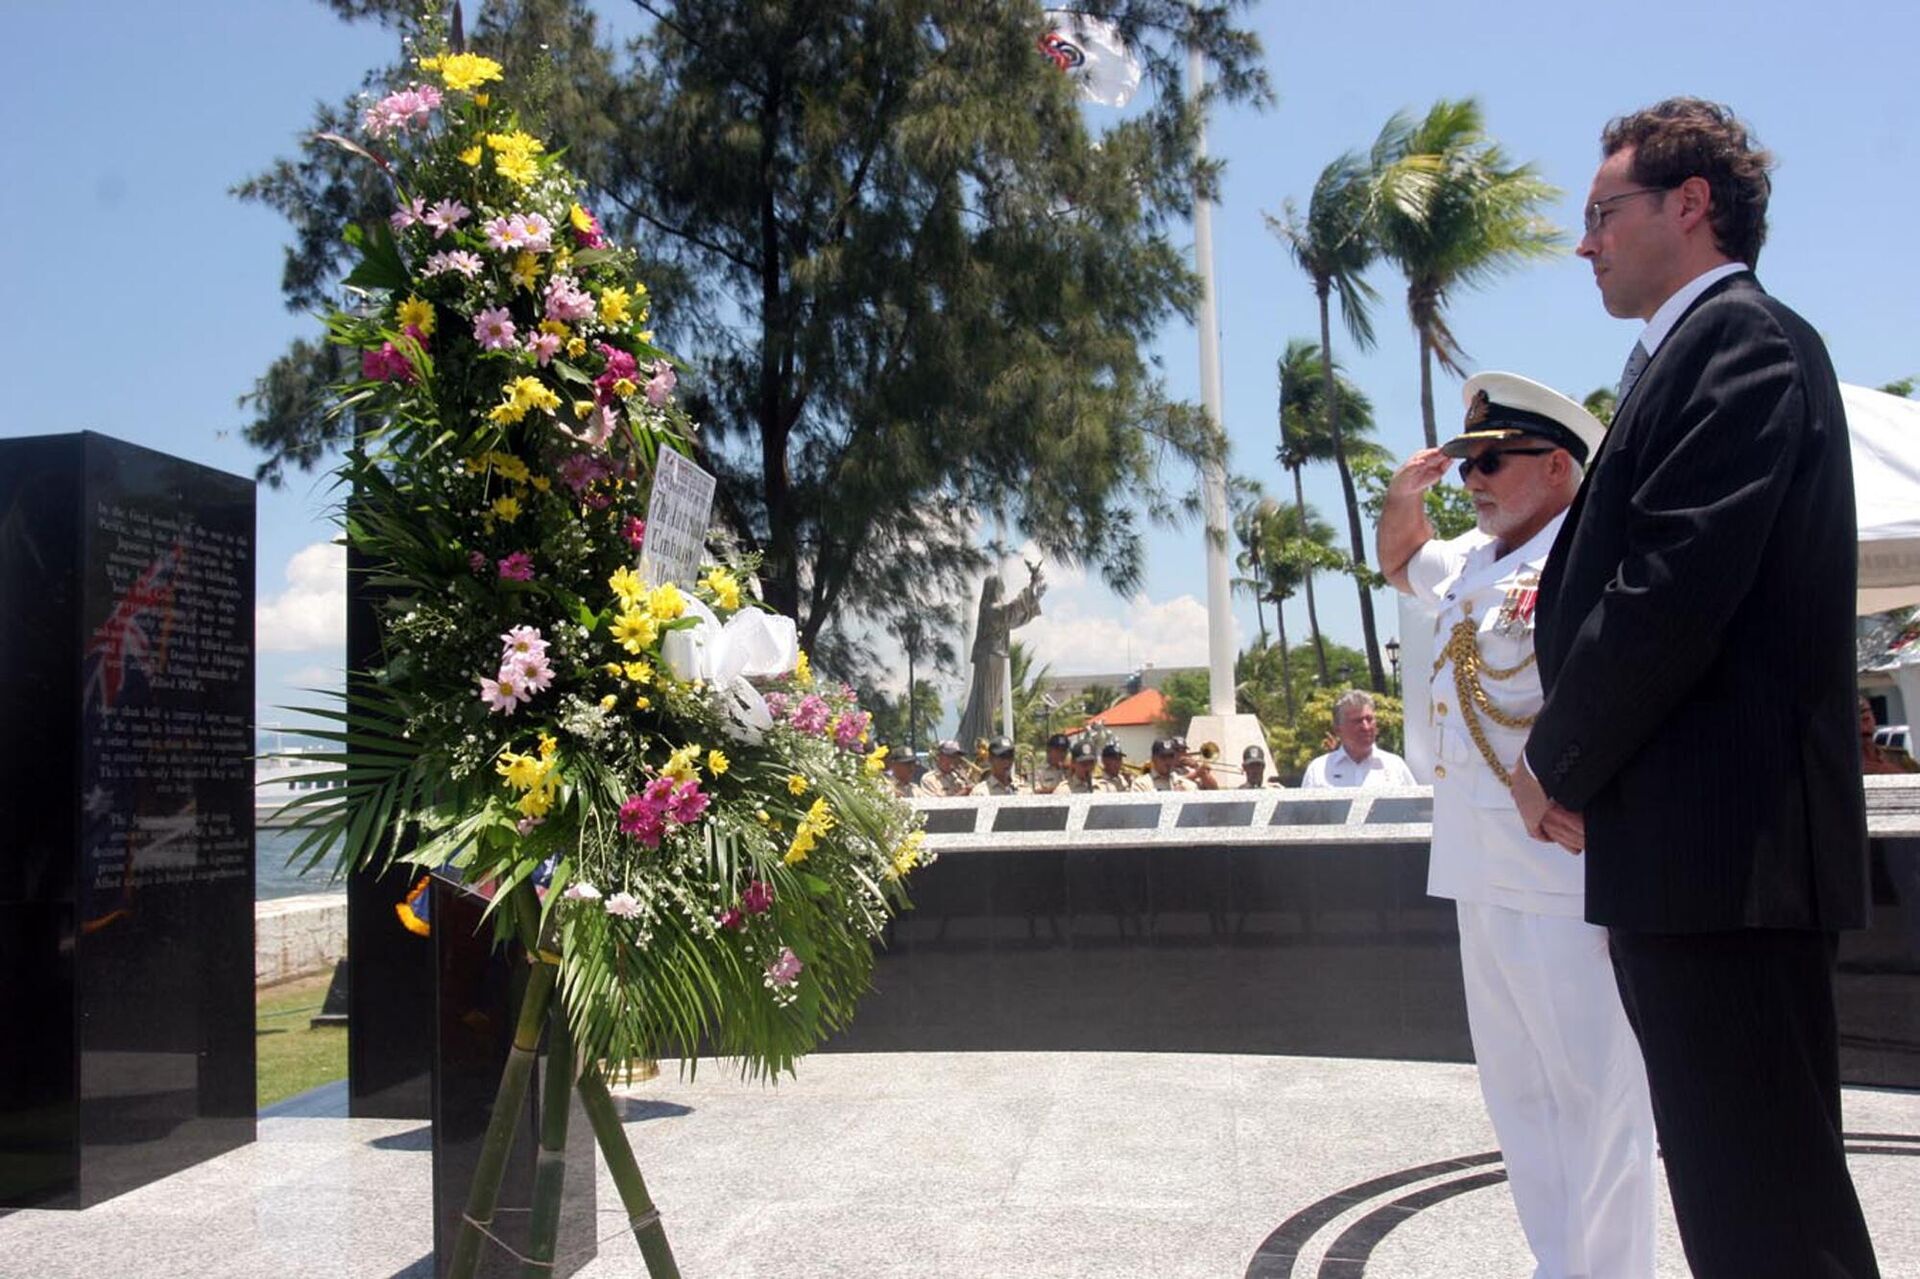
[1038,11,1142,109]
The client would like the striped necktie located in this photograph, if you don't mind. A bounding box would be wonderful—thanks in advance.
[1617,341,1651,407]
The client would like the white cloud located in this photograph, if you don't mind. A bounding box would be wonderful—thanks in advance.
[285,663,344,689]
[973,542,1238,677]
[257,541,346,653]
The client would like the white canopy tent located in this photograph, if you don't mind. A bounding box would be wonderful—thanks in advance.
[1844,382,1920,616]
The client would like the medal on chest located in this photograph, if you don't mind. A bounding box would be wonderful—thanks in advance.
[1495,573,1540,638]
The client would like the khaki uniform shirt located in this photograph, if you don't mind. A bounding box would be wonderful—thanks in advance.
[889,775,918,800]
[979,772,1028,796]
[1147,771,1196,792]
[1033,761,1070,794]
[1096,769,1147,793]
[1062,771,1101,794]
[918,766,972,798]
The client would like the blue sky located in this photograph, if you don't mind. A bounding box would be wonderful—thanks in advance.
[4,1,1915,728]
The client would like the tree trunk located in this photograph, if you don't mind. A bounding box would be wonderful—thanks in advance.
[1274,596,1295,723]
[1418,325,1438,449]
[1290,463,1330,684]
[1318,289,1388,693]
[757,66,800,626]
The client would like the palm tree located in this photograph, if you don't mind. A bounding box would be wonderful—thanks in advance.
[1373,99,1564,448]
[1273,338,1388,686]
[1270,153,1393,691]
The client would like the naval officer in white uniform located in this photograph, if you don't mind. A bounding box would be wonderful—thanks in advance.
[1379,372,1656,1279]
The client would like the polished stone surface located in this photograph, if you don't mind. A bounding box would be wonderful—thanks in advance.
[0,433,255,1209]
[0,1052,1913,1277]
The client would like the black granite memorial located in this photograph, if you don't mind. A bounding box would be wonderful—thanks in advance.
[833,820,1920,1090]
[344,523,436,1119]
[0,432,256,1209]
[431,874,597,1278]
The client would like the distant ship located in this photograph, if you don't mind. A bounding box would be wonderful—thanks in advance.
[255,750,340,829]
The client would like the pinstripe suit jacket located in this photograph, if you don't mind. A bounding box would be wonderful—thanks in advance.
[1527,273,1868,932]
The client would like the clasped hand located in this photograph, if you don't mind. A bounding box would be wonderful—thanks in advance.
[1510,752,1585,854]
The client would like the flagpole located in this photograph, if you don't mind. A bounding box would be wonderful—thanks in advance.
[1187,38,1236,718]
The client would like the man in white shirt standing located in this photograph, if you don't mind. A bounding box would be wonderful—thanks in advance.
[1378,372,1654,1279]
[1298,691,1416,788]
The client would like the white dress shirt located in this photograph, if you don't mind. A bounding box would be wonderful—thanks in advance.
[1299,745,1416,789]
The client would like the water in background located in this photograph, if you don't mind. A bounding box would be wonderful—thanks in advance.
[257,826,347,901]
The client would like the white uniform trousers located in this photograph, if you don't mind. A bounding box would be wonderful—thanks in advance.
[1457,900,1657,1279]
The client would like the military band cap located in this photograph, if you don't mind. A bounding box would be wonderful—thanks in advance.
[1444,372,1606,466]
[1070,740,1099,762]
[1100,740,1124,758]
[1047,733,1071,750]
[1150,737,1179,757]
[936,738,963,756]
[889,747,918,765]
[987,735,1015,758]
[1242,744,1266,764]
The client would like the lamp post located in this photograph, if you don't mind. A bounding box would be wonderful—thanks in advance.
[1384,637,1402,698]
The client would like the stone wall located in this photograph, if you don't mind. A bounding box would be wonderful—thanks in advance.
[255,893,347,986]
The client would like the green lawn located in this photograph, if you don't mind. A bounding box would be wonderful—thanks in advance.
[257,970,348,1110]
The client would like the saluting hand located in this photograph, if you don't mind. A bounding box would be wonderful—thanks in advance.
[1385,448,1454,501]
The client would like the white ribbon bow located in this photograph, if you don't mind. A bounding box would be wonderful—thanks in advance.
[661,597,799,743]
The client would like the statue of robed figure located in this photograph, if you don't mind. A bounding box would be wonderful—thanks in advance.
[956,562,1046,750]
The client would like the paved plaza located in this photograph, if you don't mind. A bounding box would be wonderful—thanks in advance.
[1,1051,1915,1278]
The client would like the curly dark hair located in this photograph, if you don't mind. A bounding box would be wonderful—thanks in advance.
[1601,98,1774,268]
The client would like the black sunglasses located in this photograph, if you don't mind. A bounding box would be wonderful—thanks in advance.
[1457,447,1553,480]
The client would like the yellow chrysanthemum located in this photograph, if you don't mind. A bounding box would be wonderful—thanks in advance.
[599,286,632,327]
[485,130,546,187]
[540,319,570,337]
[864,745,889,774]
[599,693,619,711]
[566,337,587,358]
[487,451,530,483]
[784,828,816,865]
[510,251,540,292]
[707,750,730,776]
[569,204,596,235]
[395,295,435,336]
[538,732,558,760]
[573,399,596,420]
[787,774,809,797]
[611,610,658,654]
[623,661,654,685]
[612,377,638,400]
[608,565,644,608]
[530,476,551,493]
[634,695,652,710]
[646,582,686,622]
[661,744,700,783]
[419,51,504,93]
[794,650,813,685]
[458,145,483,167]
[492,495,522,523]
[700,568,742,611]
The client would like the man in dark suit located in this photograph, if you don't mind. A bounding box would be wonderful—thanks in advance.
[1511,98,1879,1277]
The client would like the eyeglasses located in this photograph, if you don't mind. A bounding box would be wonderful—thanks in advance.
[1583,187,1669,234]
[1457,447,1553,480]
